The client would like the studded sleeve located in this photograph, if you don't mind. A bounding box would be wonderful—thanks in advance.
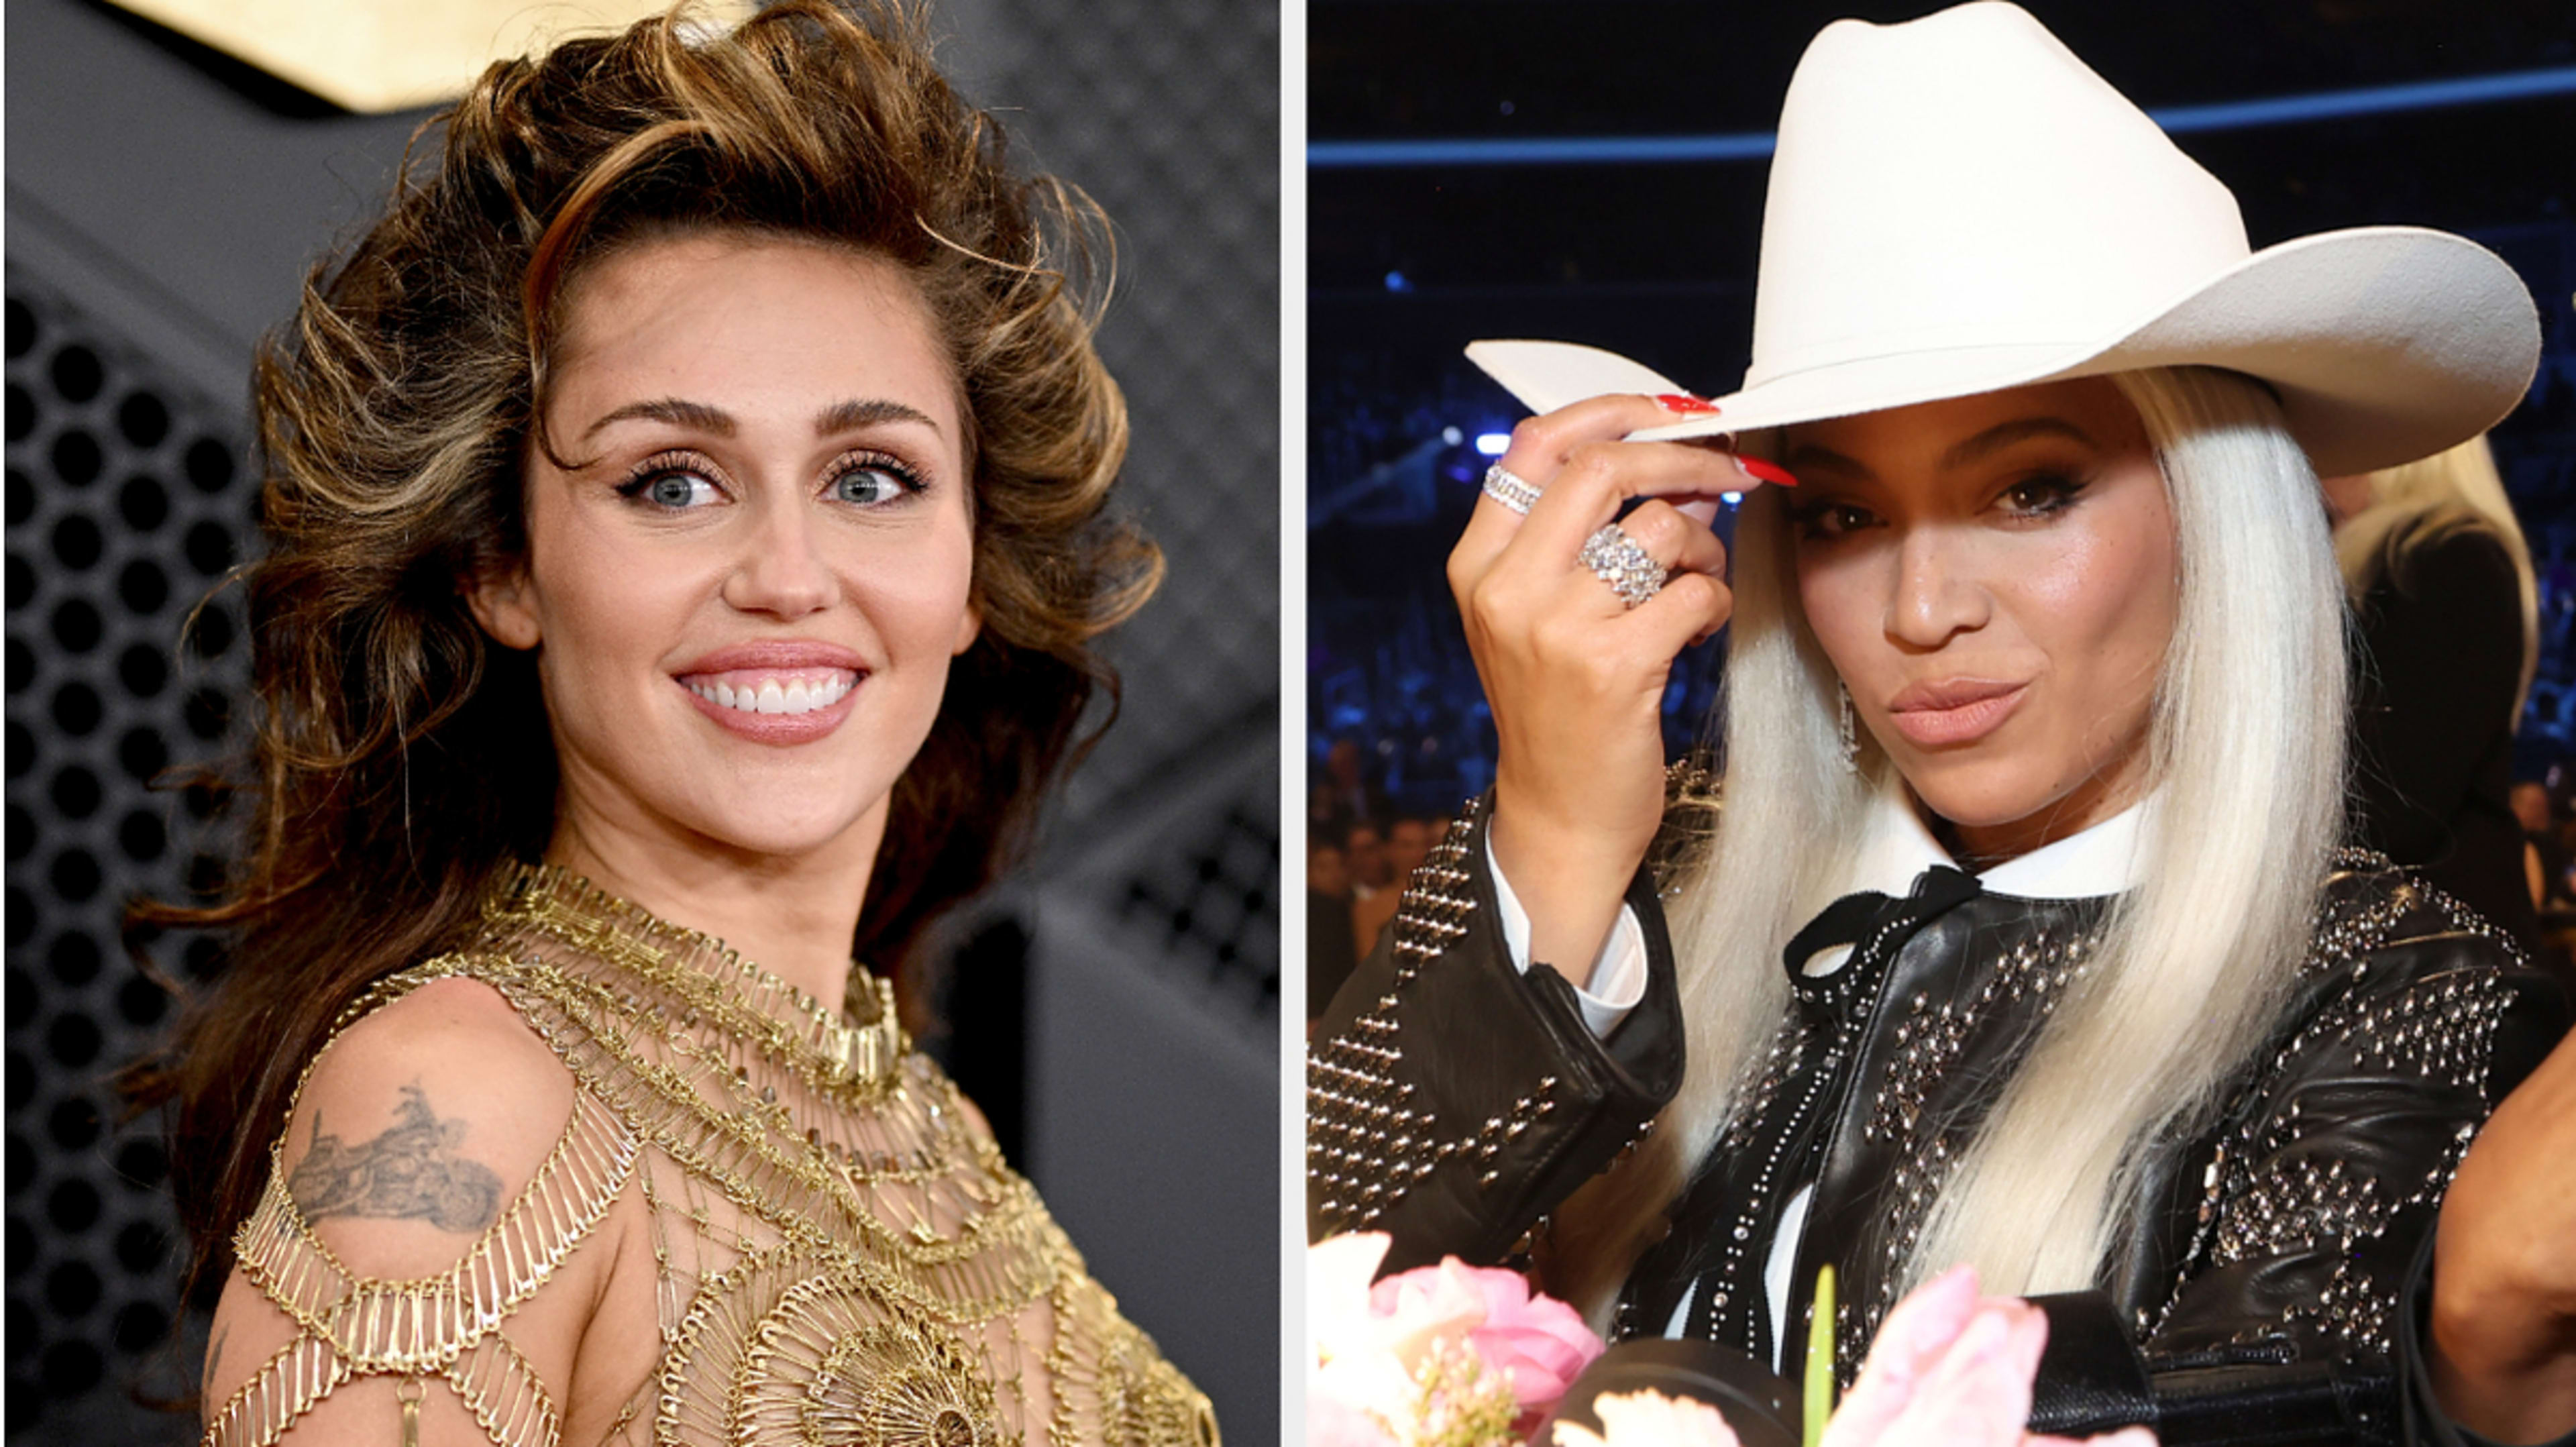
[1306,798,1688,1274]
[2137,861,2568,1392]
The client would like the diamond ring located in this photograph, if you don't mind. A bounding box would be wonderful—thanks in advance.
[1578,523,1667,608]
[1481,464,1543,515]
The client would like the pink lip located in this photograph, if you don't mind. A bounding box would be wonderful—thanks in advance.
[675,641,869,676]
[673,641,870,748]
[1884,678,2029,747]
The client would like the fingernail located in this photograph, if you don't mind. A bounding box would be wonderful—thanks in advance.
[1736,455,1799,488]
[1652,393,1722,415]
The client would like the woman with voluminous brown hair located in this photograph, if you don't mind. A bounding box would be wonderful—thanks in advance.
[118,4,1215,1443]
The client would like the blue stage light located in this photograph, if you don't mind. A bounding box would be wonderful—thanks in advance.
[1475,433,1511,457]
[1309,64,2576,169]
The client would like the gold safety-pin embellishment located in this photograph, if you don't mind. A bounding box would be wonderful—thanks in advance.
[396,1375,425,1447]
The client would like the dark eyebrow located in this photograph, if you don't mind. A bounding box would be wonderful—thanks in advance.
[580,396,942,443]
[1784,415,2100,482]
[1939,417,2096,470]
[582,397,735,441]
[813,398,941,437]
[1782,441,1870,479]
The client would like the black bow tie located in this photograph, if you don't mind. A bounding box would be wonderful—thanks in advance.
[1778,865,1984,1010]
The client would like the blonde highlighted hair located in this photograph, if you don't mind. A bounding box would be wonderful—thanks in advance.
[1547,367,2347,1316]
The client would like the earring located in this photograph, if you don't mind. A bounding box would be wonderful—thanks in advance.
[1837,682,1860,775]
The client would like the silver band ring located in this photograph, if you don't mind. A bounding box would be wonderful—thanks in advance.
[1481,464,1542,515]
[1579,523,1668,608]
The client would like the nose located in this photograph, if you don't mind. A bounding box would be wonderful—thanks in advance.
[1885,523,1989,649]
[719,493,835,619]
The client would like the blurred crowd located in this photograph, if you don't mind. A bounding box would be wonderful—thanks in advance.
[1303,749,1454,1019]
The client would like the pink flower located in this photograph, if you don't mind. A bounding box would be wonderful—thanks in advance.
[1310,1234,1607,1446]
[1368,1256,1498,1364]
[1311,1234,1426,1439]
[1456,1264,1603,1407]
[1364,1255,1603,1416]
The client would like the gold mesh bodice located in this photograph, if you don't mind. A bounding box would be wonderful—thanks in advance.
[207,865,1218,1447]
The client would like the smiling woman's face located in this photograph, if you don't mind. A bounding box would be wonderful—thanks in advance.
[1786,378,2178,861]
[470,231,978,869]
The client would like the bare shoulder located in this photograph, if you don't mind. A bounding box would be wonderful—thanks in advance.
[276,973,575,1274]
[203,974,590,1434]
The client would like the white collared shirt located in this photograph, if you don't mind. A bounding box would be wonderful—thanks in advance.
[1489,773,2157,1356]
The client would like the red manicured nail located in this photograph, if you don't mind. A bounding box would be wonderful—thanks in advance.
[1737,455,1799,488]
[1653,392,1722,415]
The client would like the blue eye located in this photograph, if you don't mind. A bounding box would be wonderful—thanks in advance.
[648,473,717,507]
[617,454,724,510]
[828,458,920,506]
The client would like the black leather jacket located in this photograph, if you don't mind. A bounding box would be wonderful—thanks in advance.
[1308,798,2568,1444]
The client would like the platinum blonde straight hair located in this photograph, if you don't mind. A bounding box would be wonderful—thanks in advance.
[1547,366,2346,1317]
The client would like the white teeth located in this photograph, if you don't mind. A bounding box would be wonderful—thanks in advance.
[688,674,853,717]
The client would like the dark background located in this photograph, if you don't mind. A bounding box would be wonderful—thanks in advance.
[5,0,1280,1439]
[1305,0,2576,837]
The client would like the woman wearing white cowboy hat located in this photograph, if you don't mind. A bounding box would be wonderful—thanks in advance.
[1305,2,2571,1439]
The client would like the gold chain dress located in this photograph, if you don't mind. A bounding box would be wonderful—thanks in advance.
[205,864,1219,1447]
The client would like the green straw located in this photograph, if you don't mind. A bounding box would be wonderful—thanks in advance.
[1802,1265,1837,1447]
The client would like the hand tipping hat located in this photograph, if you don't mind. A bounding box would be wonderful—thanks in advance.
[1466,1,2542,478]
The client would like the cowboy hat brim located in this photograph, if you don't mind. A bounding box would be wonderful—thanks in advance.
[1470,225,2539,478]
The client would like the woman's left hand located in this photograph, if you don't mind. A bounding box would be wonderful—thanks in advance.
[2428,1026,2576,1441]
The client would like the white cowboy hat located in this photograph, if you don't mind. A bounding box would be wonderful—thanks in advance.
[1466,1,2541,478]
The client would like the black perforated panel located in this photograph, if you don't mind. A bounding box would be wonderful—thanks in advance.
[996,0,1282,821]
[1119,802,1279,1010]
[6,270,253,1434]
